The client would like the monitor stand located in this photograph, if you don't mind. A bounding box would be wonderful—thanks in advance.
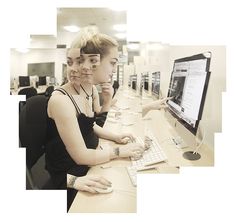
[183,151,201,161]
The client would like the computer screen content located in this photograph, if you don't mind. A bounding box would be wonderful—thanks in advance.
[151,71,160,96]
[167,52,211,135]
[19,76,30,87]
[38,76,47,86]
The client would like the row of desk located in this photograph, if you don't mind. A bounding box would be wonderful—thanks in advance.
[68,87,214,213]
[10,85,52,95]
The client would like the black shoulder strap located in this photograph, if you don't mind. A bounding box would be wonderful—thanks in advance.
[54,88,82,114]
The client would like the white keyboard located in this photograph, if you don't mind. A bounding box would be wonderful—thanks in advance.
[126,166,137,186]
[127,132,168,186]
[126,165,158,187]
[132,133,167,168]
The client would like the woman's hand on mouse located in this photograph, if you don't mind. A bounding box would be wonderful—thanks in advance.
[72,175,112,193]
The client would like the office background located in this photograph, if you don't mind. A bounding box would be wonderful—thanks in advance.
[1,0,235,221]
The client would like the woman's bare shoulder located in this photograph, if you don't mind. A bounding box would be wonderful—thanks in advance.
[48,94,75,119]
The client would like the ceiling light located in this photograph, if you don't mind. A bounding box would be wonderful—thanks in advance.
[63,25,80,33]
[113,24,127,32]
[114,33,126,39]
[15,48,29,53]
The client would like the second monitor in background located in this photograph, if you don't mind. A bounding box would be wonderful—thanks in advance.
[130,74,137,90]
[151,71,161,98]
[19,76,30,87]
[143,72,149,91]
[38,76,47,86]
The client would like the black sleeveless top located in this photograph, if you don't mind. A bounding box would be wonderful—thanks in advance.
[45,88,99,189]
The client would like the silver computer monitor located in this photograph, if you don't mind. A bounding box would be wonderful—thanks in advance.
[167,52,211,135]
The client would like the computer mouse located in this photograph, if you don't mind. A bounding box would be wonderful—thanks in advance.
[94,186,113,194]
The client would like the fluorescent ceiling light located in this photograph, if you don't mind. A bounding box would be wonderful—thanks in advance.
[15,48,29,53]
[114,33,126,39]
[63,25,80,33]
[127,43,140,50]
[113,24,127,32]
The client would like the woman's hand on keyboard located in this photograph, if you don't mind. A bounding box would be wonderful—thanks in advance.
[114,132,135,144]
[119,143,144,160]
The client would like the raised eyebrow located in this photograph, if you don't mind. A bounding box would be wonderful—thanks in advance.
[88,54,100,57]
[112,58,118,61]
[67,57,80,60]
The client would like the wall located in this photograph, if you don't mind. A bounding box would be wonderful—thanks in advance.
[10,48,67,85]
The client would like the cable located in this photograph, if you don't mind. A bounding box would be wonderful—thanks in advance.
[193,128,206,154]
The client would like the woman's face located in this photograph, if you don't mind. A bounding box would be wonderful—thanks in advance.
[78,54,100,84]
[93,47,119,85]
[66,48,81,86]
[79,47,119,85]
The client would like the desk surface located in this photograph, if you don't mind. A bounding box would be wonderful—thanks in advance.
[69,167,136,213]
[69,87,214,213]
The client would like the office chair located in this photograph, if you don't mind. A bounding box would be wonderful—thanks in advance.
[18,87,37,99]
[18,87,38,113]
[45,85,54,97]
[19,95,53,189]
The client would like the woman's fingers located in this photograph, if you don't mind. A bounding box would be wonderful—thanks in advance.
[89,175,112,187]
[83,185,98,193]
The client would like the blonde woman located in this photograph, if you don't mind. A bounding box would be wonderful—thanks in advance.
[45,30,144,209]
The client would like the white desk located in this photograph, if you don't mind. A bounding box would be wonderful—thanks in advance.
[69,166,136,213]
[69,87,214,212]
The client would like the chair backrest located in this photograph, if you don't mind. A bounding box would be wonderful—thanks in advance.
[45,86,54,97]
[19,95,48,169]
[18,87,37,99]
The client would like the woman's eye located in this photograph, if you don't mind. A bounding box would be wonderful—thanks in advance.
[67,61,72,66]
[90,58,98,64]
[111,61,117,66]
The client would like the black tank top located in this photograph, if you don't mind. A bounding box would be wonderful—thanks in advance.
[45,88,99,188]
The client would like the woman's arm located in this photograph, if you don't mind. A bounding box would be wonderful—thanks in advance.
[93,123,135,144]
[142,97,170,117]
[48,95,117,165]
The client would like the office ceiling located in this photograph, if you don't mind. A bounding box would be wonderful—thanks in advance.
[57,8,126,38]
[31,8,127,49]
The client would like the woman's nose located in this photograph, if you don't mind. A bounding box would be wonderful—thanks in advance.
[71,63,79,72]
[80,60,92,70]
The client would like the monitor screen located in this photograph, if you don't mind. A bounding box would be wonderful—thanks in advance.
[49,77,56,85]
[19,76,30,87]
[143,73,149,91]
[151,72,160,95]
[167,52,211,135]
[130,74,137,90]
[38,76,47,86]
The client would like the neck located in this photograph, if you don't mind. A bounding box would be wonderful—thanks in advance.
[80,83,93,96]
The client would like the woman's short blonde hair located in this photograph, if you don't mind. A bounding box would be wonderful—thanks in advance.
[70,26,118,59]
